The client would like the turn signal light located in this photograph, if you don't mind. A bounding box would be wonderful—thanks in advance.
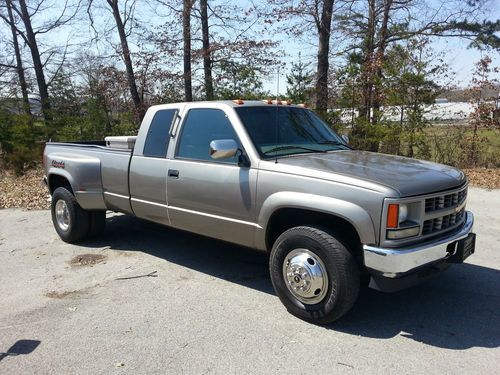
[387,204,399,228]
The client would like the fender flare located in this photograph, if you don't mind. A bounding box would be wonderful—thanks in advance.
[256,192,376,249]
[47,169,76,193]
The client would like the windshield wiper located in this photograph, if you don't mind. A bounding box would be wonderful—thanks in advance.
[317,140,344,145]
[263,145,327,156]
[317,140,352,149]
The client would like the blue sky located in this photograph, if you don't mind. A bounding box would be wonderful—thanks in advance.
[262,0,500,93]
[3,0,499,95]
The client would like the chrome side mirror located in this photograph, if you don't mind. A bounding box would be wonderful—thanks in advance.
[209,139,238,160]
[341,134,349,144]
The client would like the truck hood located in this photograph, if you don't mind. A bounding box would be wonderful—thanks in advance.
[276,150,466,196]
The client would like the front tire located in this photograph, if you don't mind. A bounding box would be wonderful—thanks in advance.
[269,226,360,324]
[51,187,90,243]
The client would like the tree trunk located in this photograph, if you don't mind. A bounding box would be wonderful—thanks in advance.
[314,0,334,115]
[107,0,144,123]
[360,0,376,123]
[200,0,213,100]
[183,0,193,102]
[372,0,393,125]
[18,0,51,125]
[6,0,31,119]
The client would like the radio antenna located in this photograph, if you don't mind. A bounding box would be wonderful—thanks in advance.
[276,66,279,101]
[274,66,279,163]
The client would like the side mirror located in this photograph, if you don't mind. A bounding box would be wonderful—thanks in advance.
[209,139,239,160]
[341,134,349,144]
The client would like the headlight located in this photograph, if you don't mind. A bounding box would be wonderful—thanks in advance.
[398,204,408,223]
[386,201,421,239]
[387,226,419,239]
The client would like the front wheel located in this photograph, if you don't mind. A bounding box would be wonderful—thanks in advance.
[51,187,90,243]
[269,226,360,324]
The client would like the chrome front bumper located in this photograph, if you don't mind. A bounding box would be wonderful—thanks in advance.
[363,211,474,278]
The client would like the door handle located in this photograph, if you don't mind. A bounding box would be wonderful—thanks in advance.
[168,169,179,178]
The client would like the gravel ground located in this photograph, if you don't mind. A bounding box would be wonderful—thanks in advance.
[0,187,499,374]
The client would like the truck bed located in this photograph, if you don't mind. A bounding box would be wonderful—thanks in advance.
[44,142,133,213]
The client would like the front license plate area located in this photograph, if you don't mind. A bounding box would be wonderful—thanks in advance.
[449,233,476,263]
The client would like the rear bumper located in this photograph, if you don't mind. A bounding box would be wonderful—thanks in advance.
[363,211,474,280]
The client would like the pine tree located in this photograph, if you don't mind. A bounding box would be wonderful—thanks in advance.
[286,54,313,104]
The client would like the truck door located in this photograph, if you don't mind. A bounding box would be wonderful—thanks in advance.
[129,108,179,225]
[166,107,257,247]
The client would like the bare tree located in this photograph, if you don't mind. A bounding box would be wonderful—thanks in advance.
[17,0,51,121]
[0,0,82,131]
[183,0,194,101]
[200,0,213,100]
[5,0,30,117]
[265,0,336,114]
[315,0,335,114]
[102,0,145,121]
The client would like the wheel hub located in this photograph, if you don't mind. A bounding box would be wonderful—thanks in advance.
[282,249,328,304]
[55,199,70,232]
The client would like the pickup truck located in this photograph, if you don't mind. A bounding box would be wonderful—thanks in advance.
[43,100,476,324]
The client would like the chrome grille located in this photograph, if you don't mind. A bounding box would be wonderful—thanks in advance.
[422,207,466,235]
[425,189,467,212]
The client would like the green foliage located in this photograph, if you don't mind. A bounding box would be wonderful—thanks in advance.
[437,19,500,50]
[0,106,41,174]
[426,127,500,168]
[214,61,267,99]
[336,53,363,113]
[285,54,313,104]
[48,70,85,141]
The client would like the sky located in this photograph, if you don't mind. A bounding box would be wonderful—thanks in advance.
[2,0,499,96]
[261,0,500,93]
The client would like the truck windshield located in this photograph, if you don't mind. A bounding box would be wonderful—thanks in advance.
[235,106,349,158]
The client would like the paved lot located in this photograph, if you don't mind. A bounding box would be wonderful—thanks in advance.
[0,187,499,374]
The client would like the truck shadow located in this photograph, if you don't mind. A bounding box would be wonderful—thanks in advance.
[83,214,500,350]
[84,214,273,294]
[333,266,500,349]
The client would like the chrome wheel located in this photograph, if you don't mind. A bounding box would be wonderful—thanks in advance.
[55,199,70,232]
[282,248,329,305]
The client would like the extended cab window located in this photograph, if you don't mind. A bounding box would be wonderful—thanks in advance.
[143,109,177,157]
[176,108,239,163]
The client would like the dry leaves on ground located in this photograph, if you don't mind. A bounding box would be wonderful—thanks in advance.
[463,168,500,190]
[0,168,50,210]
[0,167,499,211]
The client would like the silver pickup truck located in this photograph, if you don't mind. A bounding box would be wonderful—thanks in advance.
[43,100,476,323]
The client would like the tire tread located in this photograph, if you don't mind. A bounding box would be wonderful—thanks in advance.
[270,225,360,324]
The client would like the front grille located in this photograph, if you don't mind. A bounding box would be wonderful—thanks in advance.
[425,188,467,212]
[421,186,467,236]
[422,207,466,235]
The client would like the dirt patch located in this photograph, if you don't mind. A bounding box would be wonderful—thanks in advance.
[70,253,107,267]
[45,290,82,299]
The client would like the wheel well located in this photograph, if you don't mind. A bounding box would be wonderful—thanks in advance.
[48,174,73,195]
[266,208,363,260]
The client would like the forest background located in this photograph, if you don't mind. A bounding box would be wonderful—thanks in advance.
[0,0,499,180]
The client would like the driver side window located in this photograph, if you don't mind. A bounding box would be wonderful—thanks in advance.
[176,108,240,164]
